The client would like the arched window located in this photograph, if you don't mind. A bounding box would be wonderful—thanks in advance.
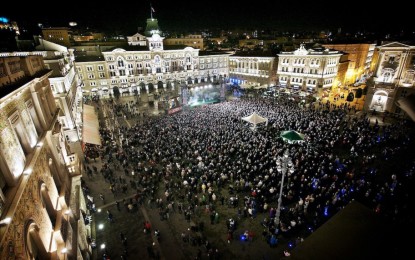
[25,221,49,260]
[39,182,56,224]
[381,68,394,83]
[404,70,414,83]
[117,58,125,67]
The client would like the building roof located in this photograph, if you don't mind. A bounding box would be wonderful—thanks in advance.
[0,69,51,99]
[103,45,191,53]
[74,55,105,62]
[380,41,413,48]
[231,50,274,57]
[199,50,232,56]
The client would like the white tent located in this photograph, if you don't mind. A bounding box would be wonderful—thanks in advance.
[242,112,268,129]
[82,105,102,146]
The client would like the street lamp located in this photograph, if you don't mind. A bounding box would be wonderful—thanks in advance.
[274,149,295,228]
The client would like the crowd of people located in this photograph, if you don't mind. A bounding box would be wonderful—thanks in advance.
[84,94,414,259]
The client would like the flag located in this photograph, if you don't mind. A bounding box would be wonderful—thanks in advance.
[151,6,155,12]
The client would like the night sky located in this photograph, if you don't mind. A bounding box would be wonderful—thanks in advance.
[2,0,414,34]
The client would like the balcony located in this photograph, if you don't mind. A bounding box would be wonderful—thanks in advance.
[374,81,395,90]
[54,210,71,243]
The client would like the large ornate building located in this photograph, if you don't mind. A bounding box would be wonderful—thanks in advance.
[76,18,231,98]
[0,54,89,259]
[365,42,415,113]
[277,45,343,93]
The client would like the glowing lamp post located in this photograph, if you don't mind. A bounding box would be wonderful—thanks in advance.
[274,149,295,228]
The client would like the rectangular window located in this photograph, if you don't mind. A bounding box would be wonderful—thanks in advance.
[86,66,93,72]
[97,65,104,71]
[99,72,105,78]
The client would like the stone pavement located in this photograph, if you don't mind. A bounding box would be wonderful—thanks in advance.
[77,91,401,260]
[77,93,298,260]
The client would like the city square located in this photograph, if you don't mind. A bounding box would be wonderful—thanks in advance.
[1,2,415,260]
[79,89,414,259]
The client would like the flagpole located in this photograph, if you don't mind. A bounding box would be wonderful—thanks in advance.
[150,4,153,19]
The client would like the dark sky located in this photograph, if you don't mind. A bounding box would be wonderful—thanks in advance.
[2,1,414,34]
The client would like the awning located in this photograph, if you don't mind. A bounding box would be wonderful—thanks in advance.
[91,88,98,92]
[82,105,102,146]
[102,87,109,91]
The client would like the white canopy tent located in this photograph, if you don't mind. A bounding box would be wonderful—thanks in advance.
[242,112,268,130]
[82,105,102,146]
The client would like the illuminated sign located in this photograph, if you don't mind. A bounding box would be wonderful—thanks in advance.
[168,106,182,114]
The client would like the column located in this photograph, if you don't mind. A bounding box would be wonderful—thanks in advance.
[31,91,49,130]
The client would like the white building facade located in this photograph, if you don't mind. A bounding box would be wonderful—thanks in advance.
[76,33,230,98]
[365,42,415,113]
[277,45,342,93]
[127,33,147,46]
[229,55,277,88]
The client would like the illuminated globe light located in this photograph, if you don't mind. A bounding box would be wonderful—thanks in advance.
[69,22,77,26]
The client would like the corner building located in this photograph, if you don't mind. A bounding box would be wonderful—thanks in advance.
[0,55,90,259]
[277,44,342,93]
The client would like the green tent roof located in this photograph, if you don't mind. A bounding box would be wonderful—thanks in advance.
[280,130,305,141]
